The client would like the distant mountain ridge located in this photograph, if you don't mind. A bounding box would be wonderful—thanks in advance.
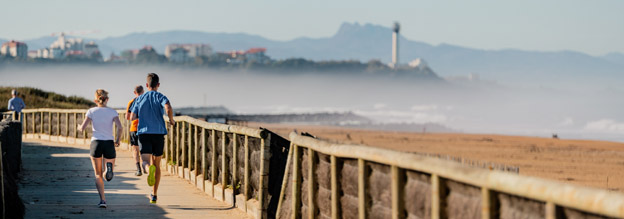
[6,22,624,86]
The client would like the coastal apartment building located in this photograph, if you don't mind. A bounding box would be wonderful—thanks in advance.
[35,33,102,60]
[165,44,212,63]
[1,40,28,59]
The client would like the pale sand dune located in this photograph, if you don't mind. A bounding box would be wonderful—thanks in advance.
[252,122,624,192]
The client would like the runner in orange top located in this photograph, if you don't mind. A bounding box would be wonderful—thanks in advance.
[126,85,144,176]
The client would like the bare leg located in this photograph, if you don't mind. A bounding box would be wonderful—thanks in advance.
[151,155,162,196]
[90,157,105,201]
[141,154,152,172]
[131,146,141,164]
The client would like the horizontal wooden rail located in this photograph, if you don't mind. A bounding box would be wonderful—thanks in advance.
[20,108,90,113]
[280,131,624,219]
[172,115,267,139]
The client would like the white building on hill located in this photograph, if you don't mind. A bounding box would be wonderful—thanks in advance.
[165,44,212,62]
[36,33,101,60]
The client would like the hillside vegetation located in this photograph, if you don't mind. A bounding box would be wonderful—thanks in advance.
[0,87,94,111]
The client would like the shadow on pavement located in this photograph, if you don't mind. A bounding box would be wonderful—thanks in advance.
[19,141,171,218]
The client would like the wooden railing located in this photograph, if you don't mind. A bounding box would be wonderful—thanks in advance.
[277,132,624,219]
[164,115,275,219]
[11,109,279,219]
[11,109,624,218]
[1,112,12,120]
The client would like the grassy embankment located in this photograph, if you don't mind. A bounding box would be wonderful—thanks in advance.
[0,87,94,112]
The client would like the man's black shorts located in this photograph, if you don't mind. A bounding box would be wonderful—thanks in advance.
[90,140,116,159]
[138,134,165,156]
[130,131,139,146]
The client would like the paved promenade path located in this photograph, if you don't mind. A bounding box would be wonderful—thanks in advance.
[19,140,249,219]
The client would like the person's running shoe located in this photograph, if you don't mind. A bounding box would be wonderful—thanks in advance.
[98,200,107,208]
[135,163,142,176]
[150,194,157,204]
[105,162,114,181]
[147,164,156,186]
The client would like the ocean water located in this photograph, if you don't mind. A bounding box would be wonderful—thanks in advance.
[1,64,623,142]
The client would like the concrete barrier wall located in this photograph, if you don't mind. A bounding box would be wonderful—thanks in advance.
[277,132,624,219]
[14,109,290,219]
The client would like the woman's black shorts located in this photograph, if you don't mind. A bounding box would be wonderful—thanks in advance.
[90,140,116,159]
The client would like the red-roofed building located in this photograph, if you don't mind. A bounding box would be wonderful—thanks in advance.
[244,47,269,63]
[1,40,28,59]
[245,47,266,54]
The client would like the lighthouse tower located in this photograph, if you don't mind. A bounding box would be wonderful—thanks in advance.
[392,22,400,68]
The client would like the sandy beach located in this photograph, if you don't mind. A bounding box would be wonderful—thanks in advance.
[252,122,624,192]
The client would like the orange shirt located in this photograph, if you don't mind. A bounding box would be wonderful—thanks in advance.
[126,98,139,132]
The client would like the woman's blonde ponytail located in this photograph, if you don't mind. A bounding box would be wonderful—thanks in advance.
[94,89,109,105]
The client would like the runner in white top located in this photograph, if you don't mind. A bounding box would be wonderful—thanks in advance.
[78,89,123,208]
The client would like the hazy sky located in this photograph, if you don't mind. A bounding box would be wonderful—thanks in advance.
[2,0,623,56]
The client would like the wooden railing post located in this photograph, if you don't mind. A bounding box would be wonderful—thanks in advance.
[201,128,207,191]
[56,112,60,136]
[195,125,199,176]
[481,187,497,219]
[358,159,367,219]
[331,155,339,219]
[307,149,316,219]
[179,122,184,171]
[170,123,175,165]
[258,133,271,219]
[291,144,301,219]
[65,113,69,137]
[182,122,187,171]
[211,129,217,197]
[40,112,44,134]
[48,111,51,135]
[23,112,28,134]
[188,123,193,172]
[431,174,446,219]
[221,131,227,201]
[546,202,558,219]
[32,112,35,135]
[243,135,249,210]
[73,113,78,140]
[232,133,238,198]
[391,165,404,219]
[22,113,26,134]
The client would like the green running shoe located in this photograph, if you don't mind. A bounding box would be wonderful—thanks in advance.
[147,164,156,186]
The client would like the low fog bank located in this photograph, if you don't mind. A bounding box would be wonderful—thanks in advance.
[1,65,622,142]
